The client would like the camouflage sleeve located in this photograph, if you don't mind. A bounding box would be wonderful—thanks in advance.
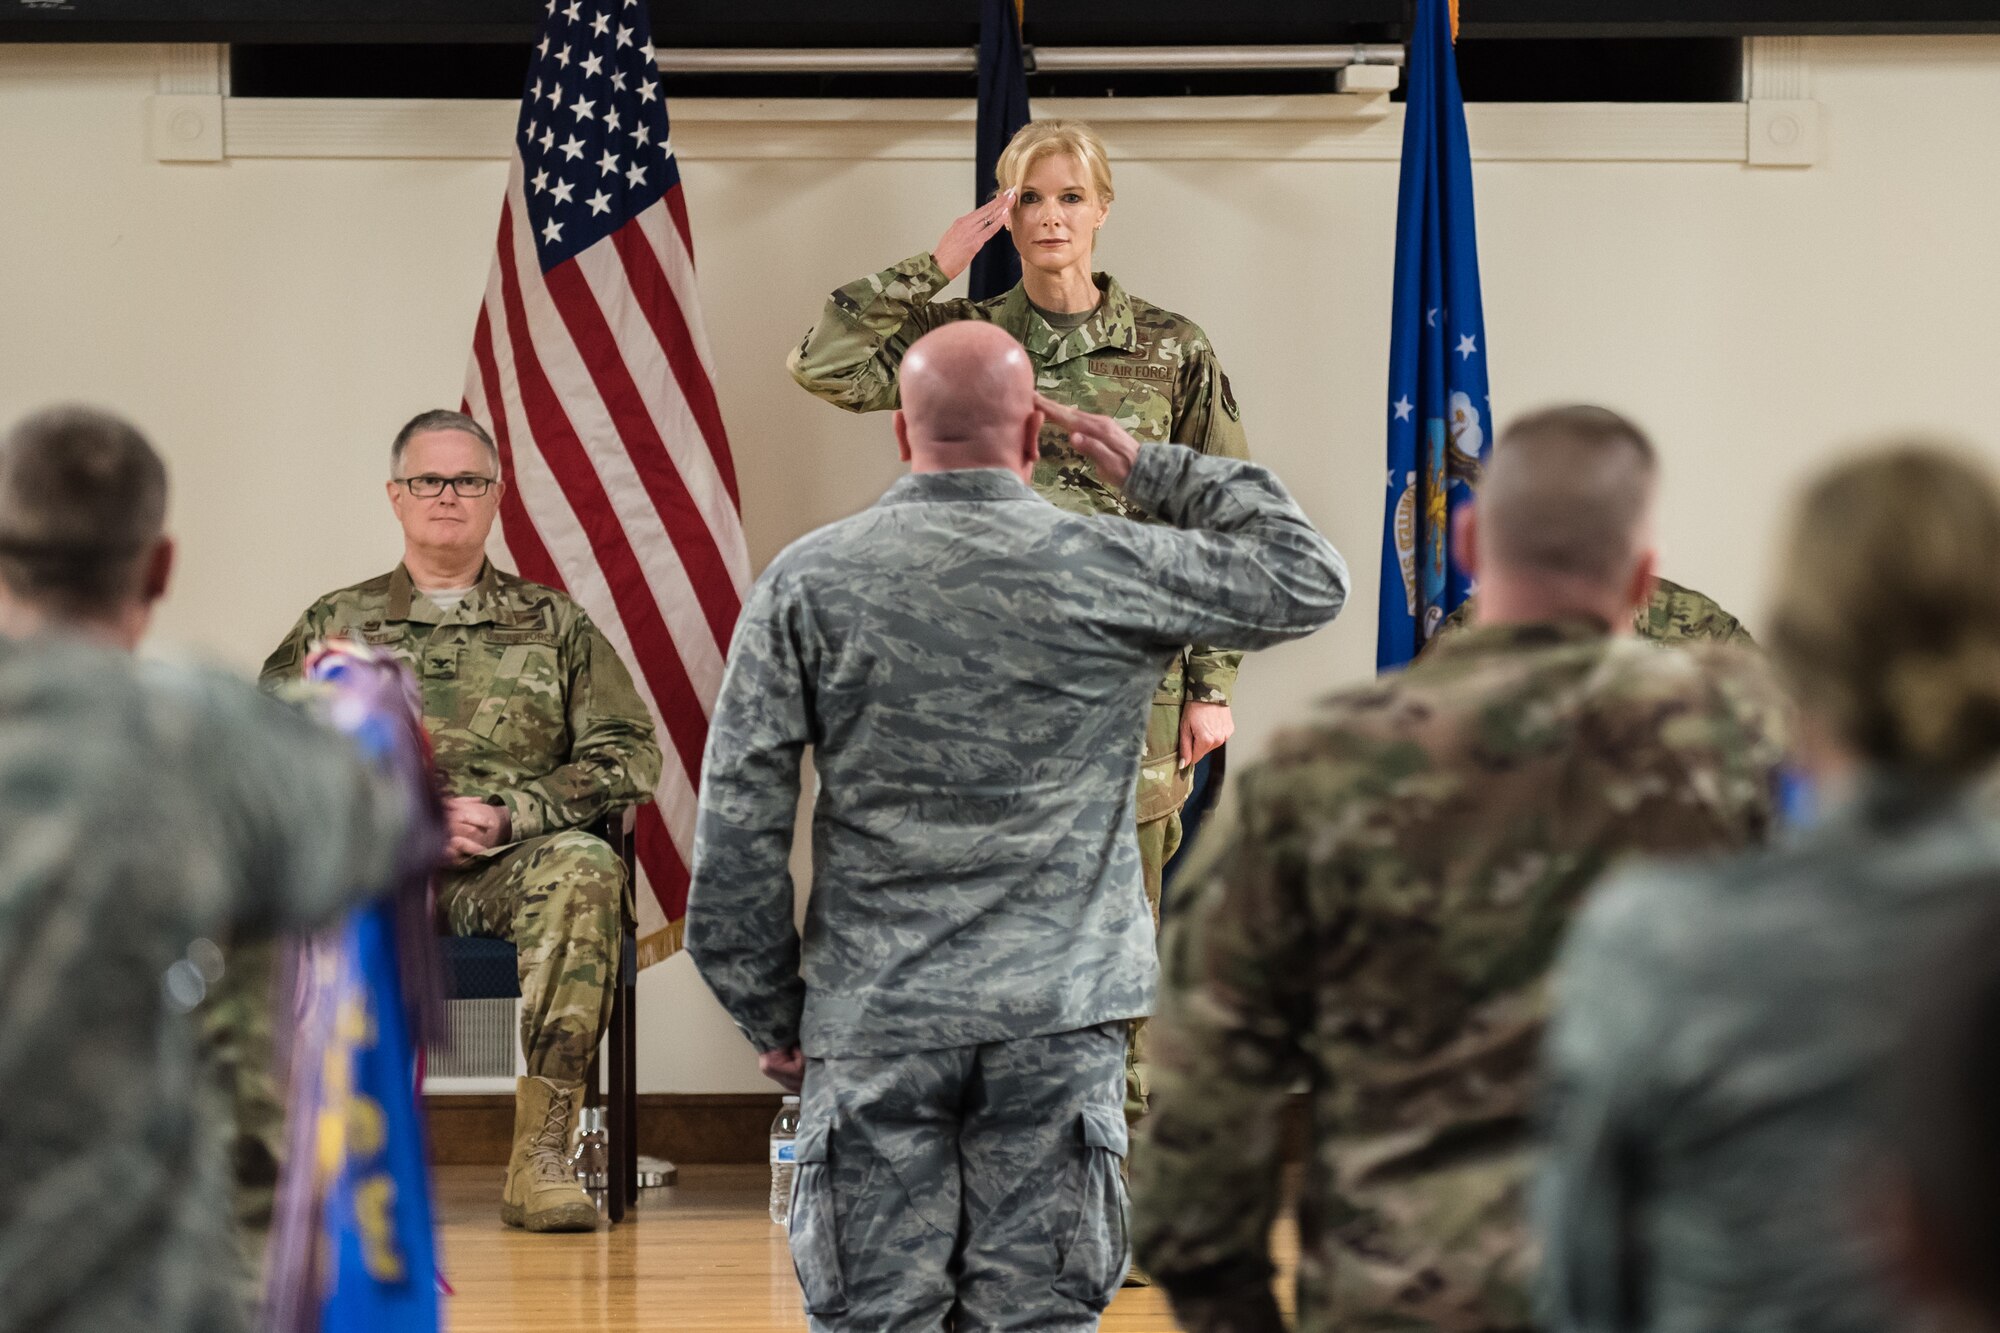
[784,252,982,414]
[1177,330,1251,704]
[257,605,325,688]
[1535,866,1681,1333]
[495,611,663,842]
[1100,445,1349,654]
[177,668,415,931]
[684,573,812,1054]
[1130,784,1307,1331]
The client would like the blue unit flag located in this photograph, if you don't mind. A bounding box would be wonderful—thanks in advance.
[1378,0,1492,670]
[317,902,441,1333]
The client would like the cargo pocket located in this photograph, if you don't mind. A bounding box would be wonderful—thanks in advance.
[1135,691,1194,824]
[787,1119,849,1315]
[1052,1104,1130,1307]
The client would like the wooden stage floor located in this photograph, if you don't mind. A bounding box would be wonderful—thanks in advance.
[435,1164,1295,1331]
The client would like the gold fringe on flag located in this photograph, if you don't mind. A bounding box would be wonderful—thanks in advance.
[1450,0,1460,40]
[636,919,685,970]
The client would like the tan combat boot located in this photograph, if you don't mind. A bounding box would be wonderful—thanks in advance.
[500,1075,600,1232]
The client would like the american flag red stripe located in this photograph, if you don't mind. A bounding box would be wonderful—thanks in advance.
[464,6,748,963]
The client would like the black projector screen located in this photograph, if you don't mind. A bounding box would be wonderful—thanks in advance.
[6,0,2000,43]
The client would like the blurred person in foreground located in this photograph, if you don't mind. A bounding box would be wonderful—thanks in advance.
[688,321,1347,1331]
[0,406,413,1333]
[1887,909,2000,1333]
[1538,443,2000,1332]
[1130,405,1790,1332]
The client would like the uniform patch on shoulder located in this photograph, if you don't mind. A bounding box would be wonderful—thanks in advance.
[1220,371,1241,421]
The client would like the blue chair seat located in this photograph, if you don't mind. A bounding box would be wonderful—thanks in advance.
[444,935,522,1001]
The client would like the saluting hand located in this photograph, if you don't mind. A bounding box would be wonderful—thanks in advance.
[933,189,1016,282]
[1035,395,1142,488]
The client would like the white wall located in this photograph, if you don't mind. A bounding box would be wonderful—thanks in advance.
[5,38,2000,1091]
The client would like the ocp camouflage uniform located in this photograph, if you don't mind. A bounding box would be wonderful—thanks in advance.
[688,446,1347,1332]
[788,251,1251,1115]
[1430,575,1755,650]
[262,561,661,1081]
[212,562,659,1241]
[1129,620,1790,1333]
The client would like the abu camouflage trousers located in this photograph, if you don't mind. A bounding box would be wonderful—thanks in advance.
[789,1023,1131,1333]
[439,828,623,1083]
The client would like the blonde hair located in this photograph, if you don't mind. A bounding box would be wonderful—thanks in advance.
[994,120,1115,203]
[1769,443,2000,780]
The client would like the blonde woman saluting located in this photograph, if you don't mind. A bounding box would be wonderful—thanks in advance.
[788,122,1253,1121]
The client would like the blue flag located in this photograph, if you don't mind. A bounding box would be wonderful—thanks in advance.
[317,902,441,1332]
[970,0,1030,302]
[1378,0,1491,670]
[264,643,444,1333]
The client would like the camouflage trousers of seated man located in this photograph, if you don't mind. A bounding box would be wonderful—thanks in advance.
[438,827,625,1084]
[788,1022,1131,1333]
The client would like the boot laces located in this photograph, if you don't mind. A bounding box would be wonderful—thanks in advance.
[530,1090,577,1184]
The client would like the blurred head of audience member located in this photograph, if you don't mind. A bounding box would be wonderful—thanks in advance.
[1767,443,2000,801]
[1460,404,1660,632]
[1890,907,2000,1333]
[0,405,171,649]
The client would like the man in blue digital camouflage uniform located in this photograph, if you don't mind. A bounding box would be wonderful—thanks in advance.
[688,322,1348,1332]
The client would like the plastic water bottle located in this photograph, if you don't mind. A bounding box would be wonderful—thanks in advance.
[769,1095,801,1226]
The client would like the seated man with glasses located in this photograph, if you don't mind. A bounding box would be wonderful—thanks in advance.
[260,409,662,1232]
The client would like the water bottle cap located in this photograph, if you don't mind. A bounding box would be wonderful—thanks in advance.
[782,1095,800,1104]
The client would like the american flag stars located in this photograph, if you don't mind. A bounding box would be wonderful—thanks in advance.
[514,3,681,266]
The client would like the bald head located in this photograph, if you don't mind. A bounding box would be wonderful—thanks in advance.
[895,323,1041,478]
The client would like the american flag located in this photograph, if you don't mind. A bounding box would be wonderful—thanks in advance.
[462,0,749,967]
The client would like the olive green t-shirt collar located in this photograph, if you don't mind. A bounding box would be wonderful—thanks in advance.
[998,271,1139,364]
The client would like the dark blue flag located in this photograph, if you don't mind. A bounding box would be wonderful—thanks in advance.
[970,0,1030,302]
[1378,0,1491,670]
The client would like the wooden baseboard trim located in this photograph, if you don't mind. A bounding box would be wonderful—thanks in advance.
[426,1092,786,1166]
[428,1090,1309,1167]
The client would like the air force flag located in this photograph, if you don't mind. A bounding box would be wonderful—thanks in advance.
[1378,0,1491,670]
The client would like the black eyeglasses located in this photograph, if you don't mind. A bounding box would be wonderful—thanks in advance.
[398,474,497,498]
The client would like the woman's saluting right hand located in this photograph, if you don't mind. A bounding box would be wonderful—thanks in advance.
[933,189,1017,282]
